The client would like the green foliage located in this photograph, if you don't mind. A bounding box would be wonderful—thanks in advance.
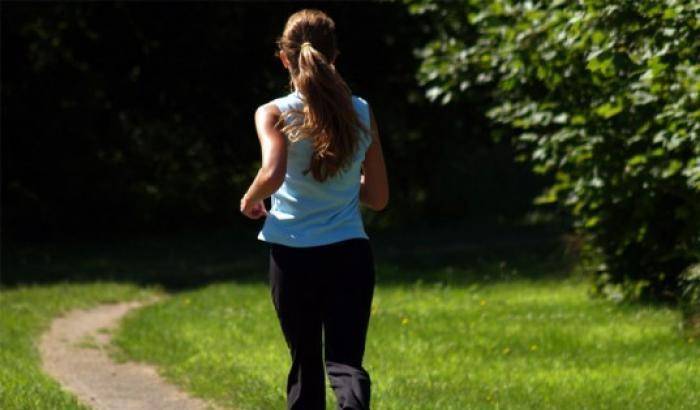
[680,263,700,336]
[3,3,545,238]
[408,0,700,303]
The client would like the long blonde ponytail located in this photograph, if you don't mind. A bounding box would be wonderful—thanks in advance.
[277,9,369,182]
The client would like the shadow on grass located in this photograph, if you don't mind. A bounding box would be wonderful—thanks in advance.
[1,221,580,292]
[372,223,577,286]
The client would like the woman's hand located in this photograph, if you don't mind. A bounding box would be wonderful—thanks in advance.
[240,195,268,219]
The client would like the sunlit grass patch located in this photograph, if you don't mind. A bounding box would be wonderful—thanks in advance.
[0,282,160,410]
[114,275,700,409]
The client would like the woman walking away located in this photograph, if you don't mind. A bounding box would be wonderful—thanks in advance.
[239,8,389,410]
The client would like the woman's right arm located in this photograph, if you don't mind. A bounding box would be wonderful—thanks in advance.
[360,106,389,211]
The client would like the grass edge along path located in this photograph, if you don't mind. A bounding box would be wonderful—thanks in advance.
[0,281,164,410]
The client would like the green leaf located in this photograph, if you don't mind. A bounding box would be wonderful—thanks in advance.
[627,155,648,167]
[584,215,600,228]
[534,186,558,204]
[595,101,623,118]
[662,159,683,178]
[571,114,586,125]
[587,54,615,77]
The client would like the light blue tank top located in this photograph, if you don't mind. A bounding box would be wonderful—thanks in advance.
[257,91,373,247]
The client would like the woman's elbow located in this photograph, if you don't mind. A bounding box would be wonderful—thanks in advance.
[367,193,389,211]
[261,167,286,189]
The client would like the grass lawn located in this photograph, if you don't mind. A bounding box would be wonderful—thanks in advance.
[2,225,698,409]
[0,282,163,410]
[110,227,700,410]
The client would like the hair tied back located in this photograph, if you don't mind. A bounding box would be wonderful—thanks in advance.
[278,9,370,182]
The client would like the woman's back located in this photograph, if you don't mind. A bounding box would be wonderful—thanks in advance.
[257,91,373,247]
[239,9,386,409]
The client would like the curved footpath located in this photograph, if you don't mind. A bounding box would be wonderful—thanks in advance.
[38,296,224,410]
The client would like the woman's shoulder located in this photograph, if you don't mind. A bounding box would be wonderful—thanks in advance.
[269,91,303,113]
[352,94,369,107]
[352,95,371,116]
[351,94,371,128]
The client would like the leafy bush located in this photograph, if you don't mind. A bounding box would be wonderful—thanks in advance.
[680,263,700,336]
[407,0,700,302]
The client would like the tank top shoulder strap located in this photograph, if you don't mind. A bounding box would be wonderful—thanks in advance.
[272,91,303,113]
[352,95,373,148]
[270,92,305,130]
[352,95,370,128]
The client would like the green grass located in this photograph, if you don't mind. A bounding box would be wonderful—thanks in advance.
[3,225,699,409]
[113,275,700,409]
[0,282,163,410]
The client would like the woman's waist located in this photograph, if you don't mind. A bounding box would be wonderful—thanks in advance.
[267,205,363,227]
[271,193,359,218]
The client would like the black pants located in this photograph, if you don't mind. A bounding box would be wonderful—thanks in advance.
[269,237,375,410]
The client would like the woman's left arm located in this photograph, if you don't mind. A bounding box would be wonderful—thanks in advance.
[240,103,288,219]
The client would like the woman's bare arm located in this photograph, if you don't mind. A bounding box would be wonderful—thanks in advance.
[360,106,389,211]
[242,103,288,204]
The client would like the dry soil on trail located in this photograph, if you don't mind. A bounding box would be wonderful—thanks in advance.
[38,296,225,410]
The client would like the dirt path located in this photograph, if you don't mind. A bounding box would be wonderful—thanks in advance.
[38,296,224,410]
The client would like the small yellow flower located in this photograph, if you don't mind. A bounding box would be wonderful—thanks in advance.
[502,347,510,354]
[184,298,191,304]
[401,317,409,325]
[479,299,487,306]
[689,337,695,344]
[530,344,538,351]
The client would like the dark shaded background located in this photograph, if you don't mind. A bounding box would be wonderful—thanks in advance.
[2,2,552,247]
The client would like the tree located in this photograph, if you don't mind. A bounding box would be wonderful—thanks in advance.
[408,0,700,303]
